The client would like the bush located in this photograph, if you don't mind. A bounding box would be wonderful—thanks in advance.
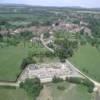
[20,78,43,99]
[21,57,36,69]
[52,76,63,83]
[57,85,66,91]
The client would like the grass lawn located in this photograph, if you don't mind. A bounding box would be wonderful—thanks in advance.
[38,82,92,100]
[0,88,32,100]
[69,44,100,82]
[0,44,28,81]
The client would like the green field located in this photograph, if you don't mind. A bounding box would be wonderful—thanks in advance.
[0,88,32,100]
[0,44,29,81]
[38,82,92,100]
[0,82,92,100]
[70,44,100,82]
[0,42,41,81]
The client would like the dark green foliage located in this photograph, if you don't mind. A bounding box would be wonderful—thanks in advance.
[20,78,43,99]
[57,85,66,91]
[67,77,83,84]
[44,51,55,58]
[0,20,9,26]
[88,17,100,38]
[43,32,50,38]
[55,47,73,60]
[55,38,74,59]
[21,57,36,69]
[0,34,3,42]
[6,37,20,46]
[19,31,33,40]
[52,76,63,83]
[71,41,78,49]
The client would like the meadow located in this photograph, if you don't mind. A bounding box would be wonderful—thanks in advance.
[0,43,45,81]
[70,44,100,82]
[37,81,92,100]
[0,88,32,100]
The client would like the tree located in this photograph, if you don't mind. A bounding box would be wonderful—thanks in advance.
[55,38,74,60]
[19,31,33,47]
[0,34,3,42]
[66,77,94,93]
[20,78,43,99]
[21,57,36,70]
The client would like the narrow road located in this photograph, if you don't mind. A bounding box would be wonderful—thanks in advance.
[0,82,19,87]
[66,60,100,91]
[40,34,54,53]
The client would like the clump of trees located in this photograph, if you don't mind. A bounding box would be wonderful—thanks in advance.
[52,76,64,83]
[53,31,79,61]
[21,57,36,70]
[54,38,76,61]
[20,78,43,99]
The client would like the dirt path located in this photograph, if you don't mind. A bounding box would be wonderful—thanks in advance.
[40,34,54,53]
[37,85,53,100]
[64,84,76,93]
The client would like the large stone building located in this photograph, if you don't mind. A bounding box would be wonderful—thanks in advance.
[18,62,82,83]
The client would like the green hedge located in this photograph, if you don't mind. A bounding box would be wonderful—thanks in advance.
[52,76,64,83]
[66,77,94,93]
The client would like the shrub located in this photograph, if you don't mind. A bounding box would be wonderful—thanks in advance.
[20,78,43,99]
[57,85,66,91]
[52,76,63,83]
[21,57,36,69]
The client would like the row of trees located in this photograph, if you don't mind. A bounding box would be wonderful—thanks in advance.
[66,77,94,93]
[0,30,34,47]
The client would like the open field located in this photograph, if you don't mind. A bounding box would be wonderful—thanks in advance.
[0,43,48,81]
[0,88,32,100]
[37,82,92,100]
[0,44,28,81]
[70,44,100,82]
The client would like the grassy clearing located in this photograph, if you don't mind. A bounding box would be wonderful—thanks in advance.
[0,88,32,100]
[70,44,100,82]
[37,82,92,100]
